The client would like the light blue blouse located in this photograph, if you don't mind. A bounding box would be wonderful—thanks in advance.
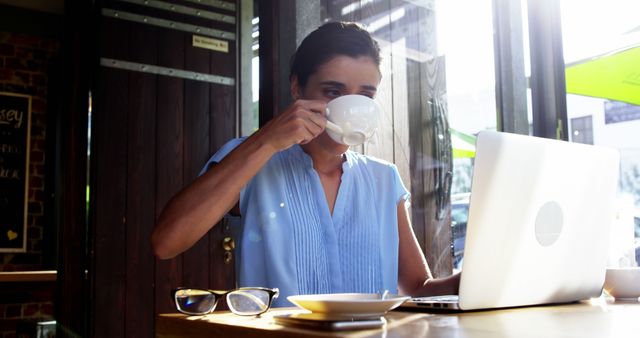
[203,138,410,306]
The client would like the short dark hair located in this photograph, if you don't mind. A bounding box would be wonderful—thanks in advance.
[289,22,381,88]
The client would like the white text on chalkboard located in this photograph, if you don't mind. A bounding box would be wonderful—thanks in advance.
[0,109,24,129]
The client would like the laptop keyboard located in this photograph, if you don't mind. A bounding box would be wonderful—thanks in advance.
[411,295,459,303]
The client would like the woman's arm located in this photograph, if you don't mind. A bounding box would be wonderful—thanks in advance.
[397,201,460,296]
[151,100,328,259]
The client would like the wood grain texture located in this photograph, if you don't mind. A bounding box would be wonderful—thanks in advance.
[155,27,185,316]
[91,1,239,337]
[125,23,157,338]
[209,35,237,292]
[92,16,129,338]
[181,32,212,289]
[419,55,452,277]
[156,302,640,338]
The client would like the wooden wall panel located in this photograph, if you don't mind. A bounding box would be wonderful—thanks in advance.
[405,4,426,253]
[407,55,426,248]
[92,17,129,338]
[209,37,237,290]
[154,28,185,315]
[419,55,452,277]
[125,23,157,338]
[92,1,238,336]
[181,36,212,289]
[210,43,237,152]
[412,5,432,276]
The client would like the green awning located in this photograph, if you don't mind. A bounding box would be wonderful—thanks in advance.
[565,44,640,106]
[451,128,476,158]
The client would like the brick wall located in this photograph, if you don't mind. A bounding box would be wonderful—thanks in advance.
[0,280,56,338]
[0,31,60,338]
[0,31,59,271]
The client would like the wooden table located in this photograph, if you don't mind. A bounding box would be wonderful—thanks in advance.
[156,297,640,337]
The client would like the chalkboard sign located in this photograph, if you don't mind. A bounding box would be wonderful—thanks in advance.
[0,92,31,252]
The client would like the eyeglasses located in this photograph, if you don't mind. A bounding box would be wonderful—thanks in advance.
[172,287,279,316]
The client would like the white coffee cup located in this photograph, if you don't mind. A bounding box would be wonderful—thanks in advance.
[324,94,382,146]
[604,267,640,299]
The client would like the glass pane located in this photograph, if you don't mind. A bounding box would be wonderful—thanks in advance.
[561,0,640,265]
[435,0,497,272]
[520,0,533,133]
[437,0,497,135]
[240,3,260,136]
[320,0,499,273]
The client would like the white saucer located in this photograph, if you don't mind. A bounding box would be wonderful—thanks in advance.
[287,293,410,317]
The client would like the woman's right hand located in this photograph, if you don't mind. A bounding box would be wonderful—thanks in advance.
[257,99,328,151]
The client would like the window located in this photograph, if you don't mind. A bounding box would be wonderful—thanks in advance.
[570,115,593,145]
[435,0,497,272]
[240,1,260,136]
[319,0,498,274]
[261,0,639,273]
[561,0,640,248]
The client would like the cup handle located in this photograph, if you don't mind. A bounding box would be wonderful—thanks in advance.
[325,120,343,134]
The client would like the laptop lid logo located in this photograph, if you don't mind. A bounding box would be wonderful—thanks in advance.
[535,201,564,246]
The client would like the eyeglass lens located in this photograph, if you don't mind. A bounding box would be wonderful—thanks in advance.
[175,289,217,314]
[227,289,271,315]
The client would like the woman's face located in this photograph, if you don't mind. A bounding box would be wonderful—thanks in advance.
[293,55,381,153]
[297,55,381,102]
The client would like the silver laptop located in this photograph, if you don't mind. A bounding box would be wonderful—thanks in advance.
[401,131,620,311]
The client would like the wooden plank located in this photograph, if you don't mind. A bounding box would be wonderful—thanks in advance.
[155,28,185,314]
[209,33,237,291]
[420,55,452,277]
[209,220,235,291]
[406,64,426,259]
[0,270,56,282]
[125,23,158,338]
[210,41,236,151]
[394,4,453,278]
[92,16,129,338]
[181,32,211,289]
[410,4,429,276]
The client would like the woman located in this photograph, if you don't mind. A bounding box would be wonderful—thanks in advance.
[151,22,459,306]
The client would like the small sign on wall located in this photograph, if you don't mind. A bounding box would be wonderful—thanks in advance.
[192,34,229,53]
[0,92,31,252]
